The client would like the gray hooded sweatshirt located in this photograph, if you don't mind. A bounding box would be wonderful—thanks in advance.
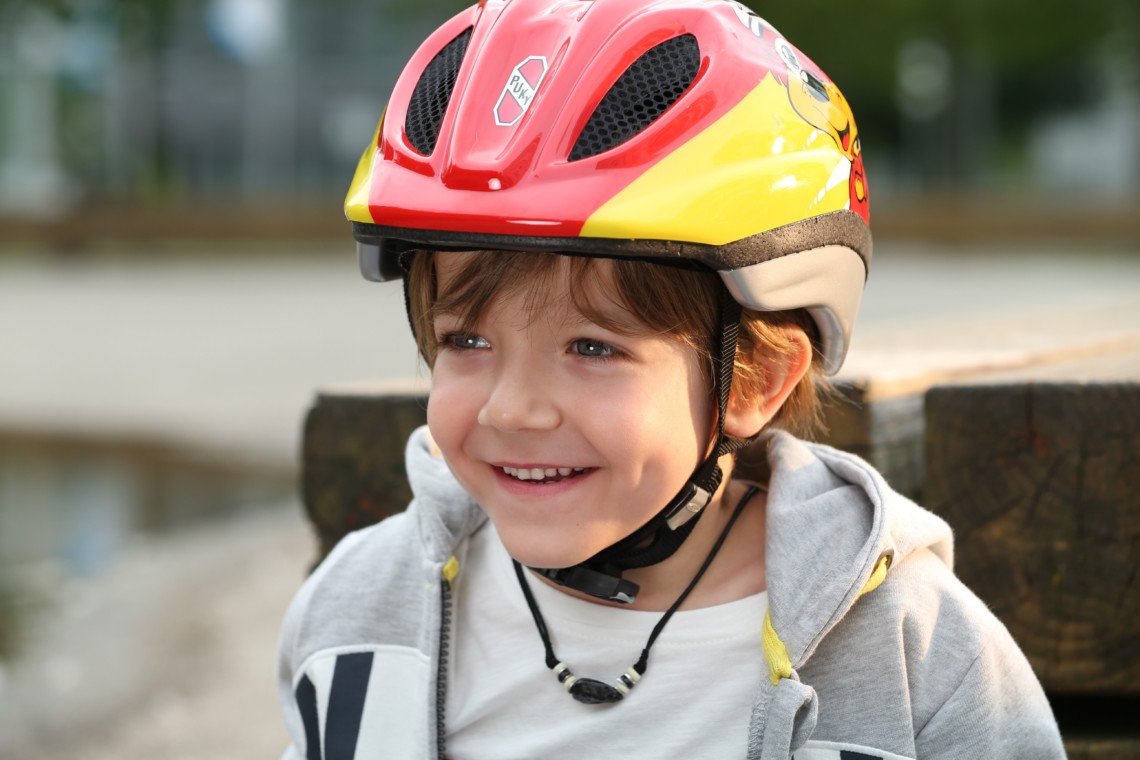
[277,427,1065,759]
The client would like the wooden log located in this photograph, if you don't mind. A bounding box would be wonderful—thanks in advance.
[301,389,427,562]
[818,381,926,501]
[924,383,1140,695]
[1064,738,1140,760]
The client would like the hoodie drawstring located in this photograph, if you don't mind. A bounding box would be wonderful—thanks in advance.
[753,552,892,757]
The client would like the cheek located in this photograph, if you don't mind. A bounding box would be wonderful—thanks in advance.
[652,349,714,452]
[600,359,711,473]
[426,371,478,454]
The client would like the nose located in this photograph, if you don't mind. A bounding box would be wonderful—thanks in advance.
[476,358,560,432]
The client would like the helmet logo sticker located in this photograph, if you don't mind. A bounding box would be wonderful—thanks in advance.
[777,38,830,103]
[728,0,765,39]
[494,56,548,127]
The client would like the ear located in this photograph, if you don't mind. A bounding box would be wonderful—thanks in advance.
[724,328,813,439]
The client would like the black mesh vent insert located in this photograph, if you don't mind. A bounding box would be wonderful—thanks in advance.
[404,27,473,156]
[569,34,700,162]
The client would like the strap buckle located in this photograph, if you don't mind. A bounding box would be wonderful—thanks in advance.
[663,482,712,531]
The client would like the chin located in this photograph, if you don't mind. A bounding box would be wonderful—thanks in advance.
[495,529,602,570]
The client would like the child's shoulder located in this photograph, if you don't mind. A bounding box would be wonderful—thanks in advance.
[286,514,424,625]
[279,504,463,670]
[806,530,1047,734]
[858,538,1004,655]
[313,512,422,585]
[763,430,1006,674]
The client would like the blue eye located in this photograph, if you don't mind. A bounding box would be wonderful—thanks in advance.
[572,338,616,358]
[445,333,490,350]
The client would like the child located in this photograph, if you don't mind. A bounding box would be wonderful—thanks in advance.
[278,0,1065,757]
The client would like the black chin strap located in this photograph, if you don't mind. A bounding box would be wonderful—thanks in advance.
[531,288,758,604]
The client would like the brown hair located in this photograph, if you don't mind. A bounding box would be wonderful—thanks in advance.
[406,250,830,438]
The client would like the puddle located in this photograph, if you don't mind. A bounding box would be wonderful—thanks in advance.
[0,432,295,659]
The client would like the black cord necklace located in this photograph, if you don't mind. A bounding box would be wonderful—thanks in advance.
[512,484,760,705]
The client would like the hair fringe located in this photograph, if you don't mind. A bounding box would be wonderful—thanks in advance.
[407,251,833,442]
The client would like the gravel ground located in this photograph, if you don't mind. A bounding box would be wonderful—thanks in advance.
[0,504,314,760]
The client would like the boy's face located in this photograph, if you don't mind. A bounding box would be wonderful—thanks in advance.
[426,253,712,570]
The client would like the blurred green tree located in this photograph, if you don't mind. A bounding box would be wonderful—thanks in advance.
[765,0,1137,182]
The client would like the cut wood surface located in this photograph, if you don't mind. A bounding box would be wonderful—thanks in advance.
[924,383,1140,695]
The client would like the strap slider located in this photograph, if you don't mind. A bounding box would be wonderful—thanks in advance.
[665,483,712,530]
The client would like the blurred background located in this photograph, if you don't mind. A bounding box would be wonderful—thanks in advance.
[0,0,1137,757]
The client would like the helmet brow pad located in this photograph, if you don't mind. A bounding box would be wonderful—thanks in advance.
[720,245,866,375]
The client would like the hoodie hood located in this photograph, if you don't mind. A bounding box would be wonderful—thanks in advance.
[749,431,953,757]
[405,427,487,567]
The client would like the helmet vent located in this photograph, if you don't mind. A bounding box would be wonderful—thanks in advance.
[569,34,700,162]
[404,27,473,156]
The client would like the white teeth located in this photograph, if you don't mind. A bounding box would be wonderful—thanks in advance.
[500,465,590,480]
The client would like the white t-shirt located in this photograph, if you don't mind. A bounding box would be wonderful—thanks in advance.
[446,521,768,759]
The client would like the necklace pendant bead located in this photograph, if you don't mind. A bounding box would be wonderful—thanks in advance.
[568,677,625,704]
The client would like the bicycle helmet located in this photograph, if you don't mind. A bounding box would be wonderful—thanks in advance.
[345,0,871,603]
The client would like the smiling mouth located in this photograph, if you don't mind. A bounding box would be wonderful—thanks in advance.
[500,466,593,484]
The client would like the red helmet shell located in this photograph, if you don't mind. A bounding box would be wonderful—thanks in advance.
[353,0,866,239]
